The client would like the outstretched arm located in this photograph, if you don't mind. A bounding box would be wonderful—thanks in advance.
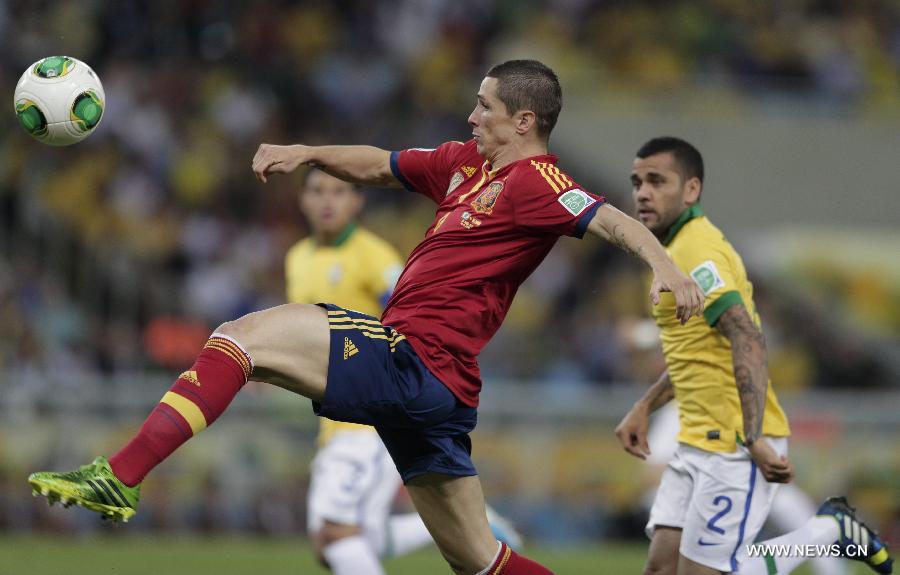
[252,144,401,187]
[715,304,794,483]
[614,371,674,459]
[587,204,705,324]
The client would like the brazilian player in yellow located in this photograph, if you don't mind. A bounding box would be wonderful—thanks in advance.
[288,168,427,574]
[615,137,892,575]
[288,169,521,574]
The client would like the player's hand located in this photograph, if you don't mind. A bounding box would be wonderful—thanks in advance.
[748,439,794,483]
[252,144,306,183]
[615,405,651,460]
[649,264,705,325]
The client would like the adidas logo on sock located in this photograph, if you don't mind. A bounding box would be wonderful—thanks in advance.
[179,370,201,386]
[343,337,358,360]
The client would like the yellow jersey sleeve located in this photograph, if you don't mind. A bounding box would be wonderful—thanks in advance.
[674,241,745,327]
[657,211,789,452]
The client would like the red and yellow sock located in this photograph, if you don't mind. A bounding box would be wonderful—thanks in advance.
[109,334,252,487]
[488,543,555,574]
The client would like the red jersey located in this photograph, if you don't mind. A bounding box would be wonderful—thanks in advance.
[382,139,605,406]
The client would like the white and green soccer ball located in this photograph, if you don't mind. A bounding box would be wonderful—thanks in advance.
[14,56,105,146]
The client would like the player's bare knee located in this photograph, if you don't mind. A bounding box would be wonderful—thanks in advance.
[645,528,681,575]
[213,306,287,355]
[214,309,266,342]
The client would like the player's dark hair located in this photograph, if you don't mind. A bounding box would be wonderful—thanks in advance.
[636,137,705,185]
[486,60,562,140]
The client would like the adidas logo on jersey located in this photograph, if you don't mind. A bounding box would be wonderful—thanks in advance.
[343,337,358,360]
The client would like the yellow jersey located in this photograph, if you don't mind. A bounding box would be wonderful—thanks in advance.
[652,204,790,452]
[285,224,403,445]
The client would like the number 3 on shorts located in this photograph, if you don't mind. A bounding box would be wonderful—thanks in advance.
[706,495,733,535]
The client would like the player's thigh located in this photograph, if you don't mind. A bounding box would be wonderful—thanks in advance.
[405,473,497,575]
[217,303,329,400]
[645,526,683,575]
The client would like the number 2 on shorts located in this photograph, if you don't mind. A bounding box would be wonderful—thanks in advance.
[706,495,733,534]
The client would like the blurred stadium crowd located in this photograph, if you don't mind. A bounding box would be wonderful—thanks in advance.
[0,0,898,542]
[1,0,897,390]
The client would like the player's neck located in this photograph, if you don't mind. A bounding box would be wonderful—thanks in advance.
[487,140,548,172]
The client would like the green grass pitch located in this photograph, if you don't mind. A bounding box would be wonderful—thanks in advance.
[0,535,863,574]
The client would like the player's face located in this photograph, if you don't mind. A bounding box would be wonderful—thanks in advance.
[468,77,517,159]
[631,152,700,236]
[299,171,363,237]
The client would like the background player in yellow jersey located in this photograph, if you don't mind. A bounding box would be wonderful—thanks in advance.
[615,137,892,575]
[287,167,414,574]
[288,169,519,574]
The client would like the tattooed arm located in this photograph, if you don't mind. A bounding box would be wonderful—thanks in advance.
[614,371,674,459]
[716,304,794,483]
[587,205,704,324]
[716,304,767,445]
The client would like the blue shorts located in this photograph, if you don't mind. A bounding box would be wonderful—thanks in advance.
[313,303,478,483]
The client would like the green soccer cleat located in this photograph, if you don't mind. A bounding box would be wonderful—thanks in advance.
[28,456,140,522]
[817,496,893,574]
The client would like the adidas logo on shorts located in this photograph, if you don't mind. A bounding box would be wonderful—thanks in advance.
[343,337,358,360]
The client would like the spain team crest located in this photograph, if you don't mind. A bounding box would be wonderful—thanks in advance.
[471,181,504,214]
[446,171,465,196]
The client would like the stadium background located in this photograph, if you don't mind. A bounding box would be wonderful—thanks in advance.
[0,1,897,573]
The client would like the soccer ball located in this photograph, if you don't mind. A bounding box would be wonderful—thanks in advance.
[14,56,105,146]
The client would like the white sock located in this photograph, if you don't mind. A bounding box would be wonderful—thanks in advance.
[474,541,504,575]
[737,516,840,574]
[767,484,817,532]
[385,512,435,557]
[767,487,848,575]
[322,536,385,575]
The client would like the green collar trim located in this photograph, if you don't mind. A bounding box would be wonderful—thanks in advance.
[317,223,357,248]
[662,204,704,246]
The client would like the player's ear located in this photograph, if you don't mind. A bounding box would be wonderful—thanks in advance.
[685,177,702,204]
[515,110,536,135]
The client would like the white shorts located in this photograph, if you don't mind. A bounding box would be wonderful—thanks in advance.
[307,430,402,551]
[646,437,787,573]
[646,402,680,466]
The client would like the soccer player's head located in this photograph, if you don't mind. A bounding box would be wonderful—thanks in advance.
[631,137,705,237]
[298,169,363,239]
[470,60,562,157]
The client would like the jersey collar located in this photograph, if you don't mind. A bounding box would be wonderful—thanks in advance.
[315,223,357,248]
[662,204,704,246]
[486,153,558,178]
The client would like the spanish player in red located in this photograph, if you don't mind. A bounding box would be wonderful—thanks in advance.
[29,60,706,575]
[384,138,611,409]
